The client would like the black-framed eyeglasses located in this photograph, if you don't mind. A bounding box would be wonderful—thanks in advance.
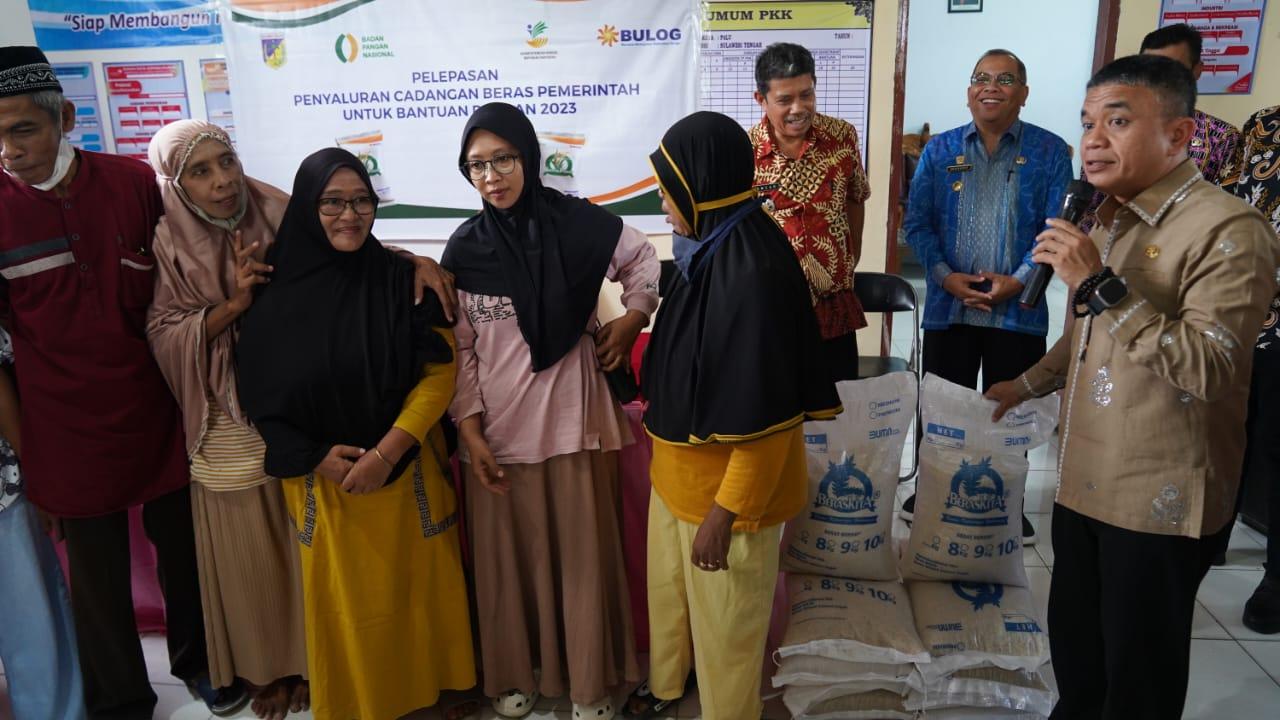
[317,196,377,216]
[970,72,1020,87]
[461,153,519,180]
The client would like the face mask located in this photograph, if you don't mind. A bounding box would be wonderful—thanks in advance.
[11,135,75,191]
[30,134,75,190]
[671,231,702,281]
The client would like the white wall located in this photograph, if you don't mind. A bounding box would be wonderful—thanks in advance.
[0,0,36,45]
[904,0,1099,169]
[1117,0,1280,130]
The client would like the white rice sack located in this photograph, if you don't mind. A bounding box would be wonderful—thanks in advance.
[783,372,916,581]
[902,375,1058,587]
[909,580,1050,683]
[536,131,584,196]
[772,654,922,690]
[921,709,1047,719]
[784,681,910,718]
[794,690,915,720]
[779,574,929,665]
[906,666,1057,717]
[904,447,1029,585]
[918,373,1059,453]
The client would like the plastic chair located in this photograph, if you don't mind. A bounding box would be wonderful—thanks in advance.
[853,271,921,481]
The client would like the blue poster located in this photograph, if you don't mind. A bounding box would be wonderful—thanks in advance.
[29,1,222,50]
[52,62,108,152]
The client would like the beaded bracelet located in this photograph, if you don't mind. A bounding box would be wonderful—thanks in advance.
[1071,267,1112,316]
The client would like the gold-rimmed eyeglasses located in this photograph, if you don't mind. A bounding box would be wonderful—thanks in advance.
[461,153,519,180]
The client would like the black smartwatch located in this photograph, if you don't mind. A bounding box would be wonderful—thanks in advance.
[1086,268,1128,316]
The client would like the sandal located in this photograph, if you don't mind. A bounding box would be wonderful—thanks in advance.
[492,688,539,718]
[573,696,616,720]
[624,679,685,719]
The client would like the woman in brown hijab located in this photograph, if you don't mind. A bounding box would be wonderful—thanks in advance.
[145,120,307,720]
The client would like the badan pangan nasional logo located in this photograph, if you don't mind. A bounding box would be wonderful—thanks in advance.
[526,21,550,48]
[335,33,359,63]
[334,33,394,63]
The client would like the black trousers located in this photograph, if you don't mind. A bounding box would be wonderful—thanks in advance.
[1048,503,1231,720]
[825,331,859,382]
[923,324,1046,393]
[61,484,208,720]
[1241,346,1280,575]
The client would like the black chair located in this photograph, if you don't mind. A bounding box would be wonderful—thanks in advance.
[853,271,921,481]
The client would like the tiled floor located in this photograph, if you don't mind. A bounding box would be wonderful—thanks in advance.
[2,494,1274,718]
[2,271,1276,719]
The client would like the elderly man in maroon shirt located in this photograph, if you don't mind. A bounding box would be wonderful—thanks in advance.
[0,46,245,719]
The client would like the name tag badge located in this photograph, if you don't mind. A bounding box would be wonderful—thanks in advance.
[754,182,780,194]
[948,154,972,174]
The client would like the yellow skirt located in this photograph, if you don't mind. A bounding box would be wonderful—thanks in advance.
[282,441,476,720]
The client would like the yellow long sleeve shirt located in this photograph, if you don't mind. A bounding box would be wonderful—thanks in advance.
[649,424,806,532]
[392,328,457,455]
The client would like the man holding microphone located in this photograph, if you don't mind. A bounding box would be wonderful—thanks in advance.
[987,55,1279,719]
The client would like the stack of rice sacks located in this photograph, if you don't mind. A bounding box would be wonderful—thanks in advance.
[898,374,1060,718]
[773,373,924,720]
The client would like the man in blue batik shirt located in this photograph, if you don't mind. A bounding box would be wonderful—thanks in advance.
[903,49,1072,545]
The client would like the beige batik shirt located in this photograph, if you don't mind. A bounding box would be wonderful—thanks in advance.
[1017,159,1280,538]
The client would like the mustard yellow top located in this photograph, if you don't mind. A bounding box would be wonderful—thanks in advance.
[394,327,460,456]
[649,424,806,532]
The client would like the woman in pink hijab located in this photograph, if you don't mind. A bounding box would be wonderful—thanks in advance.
[145,120,307,720]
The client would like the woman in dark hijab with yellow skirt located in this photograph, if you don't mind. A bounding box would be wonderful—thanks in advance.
[236,148,477,720]
[642,111,842,720]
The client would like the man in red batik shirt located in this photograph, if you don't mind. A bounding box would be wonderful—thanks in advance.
[749,42,870,381]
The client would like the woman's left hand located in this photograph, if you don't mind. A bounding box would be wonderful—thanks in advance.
[595,310,647,372]
[341,451,391,494]
[691,502,736,572]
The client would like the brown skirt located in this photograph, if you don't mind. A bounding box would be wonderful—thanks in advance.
[465,449,641,705]
[191,480,307,688]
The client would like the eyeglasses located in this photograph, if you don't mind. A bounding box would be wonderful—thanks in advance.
[970,72,1020,87]
[317,196,377,216]
[461,153,519,180]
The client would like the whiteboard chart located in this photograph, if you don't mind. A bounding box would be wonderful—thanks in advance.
[700,1,872,160]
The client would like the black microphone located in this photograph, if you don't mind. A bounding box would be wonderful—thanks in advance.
[1019,178,1095,309]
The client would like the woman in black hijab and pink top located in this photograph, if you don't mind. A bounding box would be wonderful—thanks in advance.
[441,102,657,719]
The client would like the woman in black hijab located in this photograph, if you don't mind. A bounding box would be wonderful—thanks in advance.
[441,103,656,719]
[641,112,841,720]
[236,148,478,720]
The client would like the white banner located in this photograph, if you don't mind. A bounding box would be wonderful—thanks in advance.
[219,0,700,239]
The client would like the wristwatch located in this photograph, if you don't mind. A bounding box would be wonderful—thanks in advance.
[1086,269,1129,316]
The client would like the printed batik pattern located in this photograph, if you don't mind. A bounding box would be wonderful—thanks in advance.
[751,113,870,338]
[1234,105,1280,352]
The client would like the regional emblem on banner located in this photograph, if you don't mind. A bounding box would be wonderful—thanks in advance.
[545,151,573,178]
[262,34,287,69]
